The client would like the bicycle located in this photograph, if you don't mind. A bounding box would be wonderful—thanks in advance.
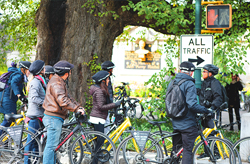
[115,113,236,164]
[232,136,250,163]
[114,82,144,119]
[0,112,116,164]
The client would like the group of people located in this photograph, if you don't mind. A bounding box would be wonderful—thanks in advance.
[0,58,244,164]
[169,61,243,164]
[0,59,118,164]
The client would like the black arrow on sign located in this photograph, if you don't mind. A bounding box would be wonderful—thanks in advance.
[188,56,205,65]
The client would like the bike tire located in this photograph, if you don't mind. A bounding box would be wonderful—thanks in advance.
[115,135,163,164]
[0,128,42,164]
[69,130,116,164]
[193,136,236,164]
[130,98,144,119]
[233,136,250,163]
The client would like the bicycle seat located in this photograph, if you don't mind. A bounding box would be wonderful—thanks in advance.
[5,114,23,122]
[148,120,166,126]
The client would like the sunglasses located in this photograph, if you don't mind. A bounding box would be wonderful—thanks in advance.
[202,71,209,73]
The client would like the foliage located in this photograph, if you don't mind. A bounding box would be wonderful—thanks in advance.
[83,54,102,114]
[0,0,39,65]
[221,129,240,144]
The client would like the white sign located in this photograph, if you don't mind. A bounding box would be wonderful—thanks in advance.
[180,35,213,68]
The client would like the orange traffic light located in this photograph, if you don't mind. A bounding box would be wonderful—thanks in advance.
[206,4,232,29]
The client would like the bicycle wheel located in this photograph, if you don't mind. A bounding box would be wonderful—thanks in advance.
[130,98,144,119]
[150,131,173,154]
[115,135,163,164]
[0,128,42,164]
[193,136,236,164]
[233,136,250,163]
[69,131,116,164]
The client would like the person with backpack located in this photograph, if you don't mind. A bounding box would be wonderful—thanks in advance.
[101,61,115,134]
[166,61,212,164]
[197,64,223,160]
[225,73,243,131]
[0,61,31,134]
[24,60,46,164]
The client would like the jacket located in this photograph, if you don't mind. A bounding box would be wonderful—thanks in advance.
[43,74,80,119]
[169,73,208,130]
[26,77,46,118]
[199,76,223,110]
[0,67,25,114]
[225,81,243,108]
[89,84,116,120]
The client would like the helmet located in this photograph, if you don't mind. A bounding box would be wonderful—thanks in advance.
[19,61,31,69]
[29,60,45,75]
[92,70,109,84]
[53,60,74,75]
[203,64,219,75]
[101,61,115,70]
[45,65,55,75]
[180,61,195,71]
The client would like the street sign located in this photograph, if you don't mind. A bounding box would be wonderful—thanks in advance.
[180,35,213,68]
[206,4,232,29]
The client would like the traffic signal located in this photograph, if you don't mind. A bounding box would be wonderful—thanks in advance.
[206,4,232,29]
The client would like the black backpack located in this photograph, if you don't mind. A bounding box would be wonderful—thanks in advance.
[220,84,229,109]
[165,79,188,118]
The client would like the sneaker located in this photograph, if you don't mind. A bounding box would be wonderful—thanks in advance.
[197,153,210,160]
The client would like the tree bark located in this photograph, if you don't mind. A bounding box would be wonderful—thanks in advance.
[35,0,182,105]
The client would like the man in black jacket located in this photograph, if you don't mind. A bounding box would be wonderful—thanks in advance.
[198,64,223,159]
[101,61,115,134]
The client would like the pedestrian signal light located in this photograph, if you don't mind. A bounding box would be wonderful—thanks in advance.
[206,4,232,29]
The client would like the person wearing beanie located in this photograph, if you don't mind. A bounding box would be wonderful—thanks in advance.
[24,60,46,164]
[42,60,85,164]
[168,61,212,164]
[89,70,121,164]
[101,61,115,134]
[0,61,31,136]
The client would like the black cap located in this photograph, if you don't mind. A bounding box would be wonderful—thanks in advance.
[53,60,74,70]
[19,61,31,69]
[180,61,195,71]
[45,65,55,75]
[92,70,110,83]
[101,61,115,70]
[29,60,45,75]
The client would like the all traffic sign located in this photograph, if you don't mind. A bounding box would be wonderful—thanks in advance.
[180,35,213,68]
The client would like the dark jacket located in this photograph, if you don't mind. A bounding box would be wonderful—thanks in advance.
[168,73,208,130]
[108,77,113,103]
[0,67,25,114]
[43,74,80,120]
[225,81,243,108]
[89,84,116,120]
[199,76,223,110]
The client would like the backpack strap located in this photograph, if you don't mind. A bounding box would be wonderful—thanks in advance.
[177,79,188,86]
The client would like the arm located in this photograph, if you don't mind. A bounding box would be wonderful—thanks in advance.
[10,73,23,96]
[94,89,116,111]
[185,83,208,114]
[51,82,80,112]
[236,81,243,91]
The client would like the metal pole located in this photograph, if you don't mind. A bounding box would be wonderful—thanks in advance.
[194,0,202,90]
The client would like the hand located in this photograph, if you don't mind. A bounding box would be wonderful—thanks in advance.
[77,107,85,115]
[115,100,122,107]
[206,108,214,114]
[19,96,28,104]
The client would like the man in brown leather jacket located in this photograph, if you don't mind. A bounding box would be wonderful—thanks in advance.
[42,60,85,164]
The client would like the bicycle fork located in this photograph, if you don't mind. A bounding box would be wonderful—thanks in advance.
[199,131,216,163]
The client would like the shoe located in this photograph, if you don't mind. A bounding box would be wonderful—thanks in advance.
[197,153,209,160]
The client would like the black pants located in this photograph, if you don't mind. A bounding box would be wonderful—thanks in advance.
[172,126,198,164]
[93,123,105,164]
[228,107,241,130]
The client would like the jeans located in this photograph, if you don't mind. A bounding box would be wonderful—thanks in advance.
[0,115,13,136]
[172,126,198,164]
[42,115,63,164]
[24,119,40,164]
[93,123,105,164]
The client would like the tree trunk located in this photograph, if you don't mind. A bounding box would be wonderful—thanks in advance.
[35,0,177,105]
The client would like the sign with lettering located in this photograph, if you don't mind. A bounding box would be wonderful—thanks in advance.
[180,35,213,68]
[131,131,150,151]
[125,51,161,70]
[206,4,232,29]
[6,125,23,144]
